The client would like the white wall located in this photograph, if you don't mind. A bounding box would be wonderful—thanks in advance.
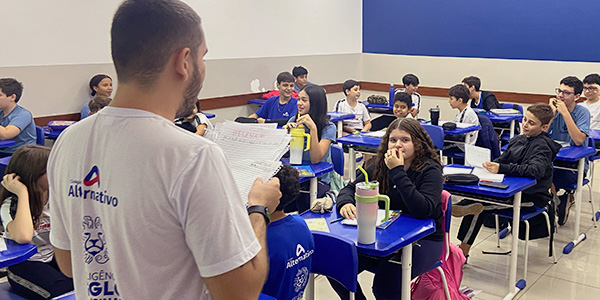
[0,0,362,117]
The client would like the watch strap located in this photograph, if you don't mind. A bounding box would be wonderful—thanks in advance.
[247,205,270,225]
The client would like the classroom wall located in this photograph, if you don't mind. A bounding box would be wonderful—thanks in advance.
[0,0,362,118]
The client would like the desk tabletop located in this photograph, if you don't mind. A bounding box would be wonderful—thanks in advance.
[337,133,382,148]
[204,112,215,119]
[0,140,16,148]
[328,112,355,123]
[442,165,537,198]
[556,145,596,162]
[248,98,267,105]
[281,158,333,183]
[443,124,482,135]
[300,210,435,257]
[480,112,523,122]
[0,239,37,268]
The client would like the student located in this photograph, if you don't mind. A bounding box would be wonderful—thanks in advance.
[393,92,413,119]
[549,76,590,226]
[581,73,600,130]
[0,78,36,157]
[455,104,561,258]
[80,74,113,119]
[332,118,443,300]
[284,84,336,212]
[249,72,297,122]
[48,2,282,299]
[448,84,479,145]
[395,74,421,118]
[334,80,371,135]
[88,95,112,115]
[462,76,501,111]
[174,101,213,136]
[1,145,74,300]
[262,165,314,300]
[292,66,313,93]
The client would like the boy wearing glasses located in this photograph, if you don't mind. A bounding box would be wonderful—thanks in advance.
[549,76,590,226]
[581,74,600,129]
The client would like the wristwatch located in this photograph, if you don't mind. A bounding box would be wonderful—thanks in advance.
[247,205,270,225]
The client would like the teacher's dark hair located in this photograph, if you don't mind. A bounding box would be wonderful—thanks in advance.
[111,0,204,87]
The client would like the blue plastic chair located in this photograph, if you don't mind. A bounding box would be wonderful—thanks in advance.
[331,144,345,176]
[35,125,45,146]
[306,231,358,300]
[493,205,556,281]
[422,124,444,159]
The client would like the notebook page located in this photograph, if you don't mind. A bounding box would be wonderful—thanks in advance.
[229,160,282,204]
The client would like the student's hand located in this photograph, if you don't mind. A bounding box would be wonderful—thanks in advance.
[482,162,499,174]
[554,99,569,116]
[257,118,266,124]
[384,148,404,170]
[549,98,558,113]
[340,203,357,220]
[1,174,27,196]
[410,108,419,117]
[283,123,298,130]
[247,177,281,213]
[296,114,317,131]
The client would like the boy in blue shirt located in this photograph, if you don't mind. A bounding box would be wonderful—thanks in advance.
[549,76,590,225]
[262,165,314,300]
[250,72,298,123]
[0,78,36,157]
[292,66,313,93]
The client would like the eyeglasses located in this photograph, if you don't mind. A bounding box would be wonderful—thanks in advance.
[583,86,599,92]
[555,88,574,96]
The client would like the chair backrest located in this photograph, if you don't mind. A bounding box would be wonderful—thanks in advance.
[35,126,45,146]
[501,102,524,115]
[440,190,451,261]
[311,231,358,292]
[422,124,444,150]
[475,115,500,160]
[330,144,345,176]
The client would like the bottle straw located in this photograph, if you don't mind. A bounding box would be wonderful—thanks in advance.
[358,166,369,183]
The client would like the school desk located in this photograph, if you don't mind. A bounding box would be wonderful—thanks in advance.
[0,238,37,268]
[328,112,356,137]
[281,158,333,207]
[483,112,523,139]
[203,112,215,119]
[442,164,536,300]
[337,124,481,181]
[554,145,597,254]
[300,210,435,300]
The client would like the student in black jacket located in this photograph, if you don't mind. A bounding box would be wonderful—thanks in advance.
[462,76,501,111]
[456,103,560,257]
[332,118,443,300]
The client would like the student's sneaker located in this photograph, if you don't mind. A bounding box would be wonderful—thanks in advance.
[557,193,575,226]
[452,203,484,217]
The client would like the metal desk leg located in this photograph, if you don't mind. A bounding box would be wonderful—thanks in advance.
[509,120,515,139]
[349,147,357,182]
[337,121,343,138]
[503,191,524,300]
[564,158,587,254]
[309,178,318,208]
[306,274,315,300]
[401,244,413,300]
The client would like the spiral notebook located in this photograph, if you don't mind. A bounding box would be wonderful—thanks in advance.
[340,210,402,229]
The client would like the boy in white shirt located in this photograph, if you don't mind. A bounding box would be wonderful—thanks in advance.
[334,80,371,135]
[581,73,600,130]
[448,84,479,145]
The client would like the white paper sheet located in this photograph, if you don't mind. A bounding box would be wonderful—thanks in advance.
[465,144,490,167]
[471,167,505,182]
[443,166,473,175]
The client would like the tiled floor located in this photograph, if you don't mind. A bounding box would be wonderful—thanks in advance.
[310,159,600,299]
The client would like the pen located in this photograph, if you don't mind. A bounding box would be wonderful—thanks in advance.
[330,217,344,224]
[480,180,493,183]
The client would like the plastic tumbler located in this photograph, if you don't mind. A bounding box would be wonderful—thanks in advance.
[289,127,311,165]
[355,181,390,244]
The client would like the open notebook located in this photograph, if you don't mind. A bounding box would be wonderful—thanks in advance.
[463,145,505,182]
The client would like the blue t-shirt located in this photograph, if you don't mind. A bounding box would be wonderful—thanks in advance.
[294,81,314,93]
[287,116,336,183]
[0,105,36,154]
[255,96,298,120]
[80,102,90,119]
[549,104,590,171]
[263,214,314,300]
